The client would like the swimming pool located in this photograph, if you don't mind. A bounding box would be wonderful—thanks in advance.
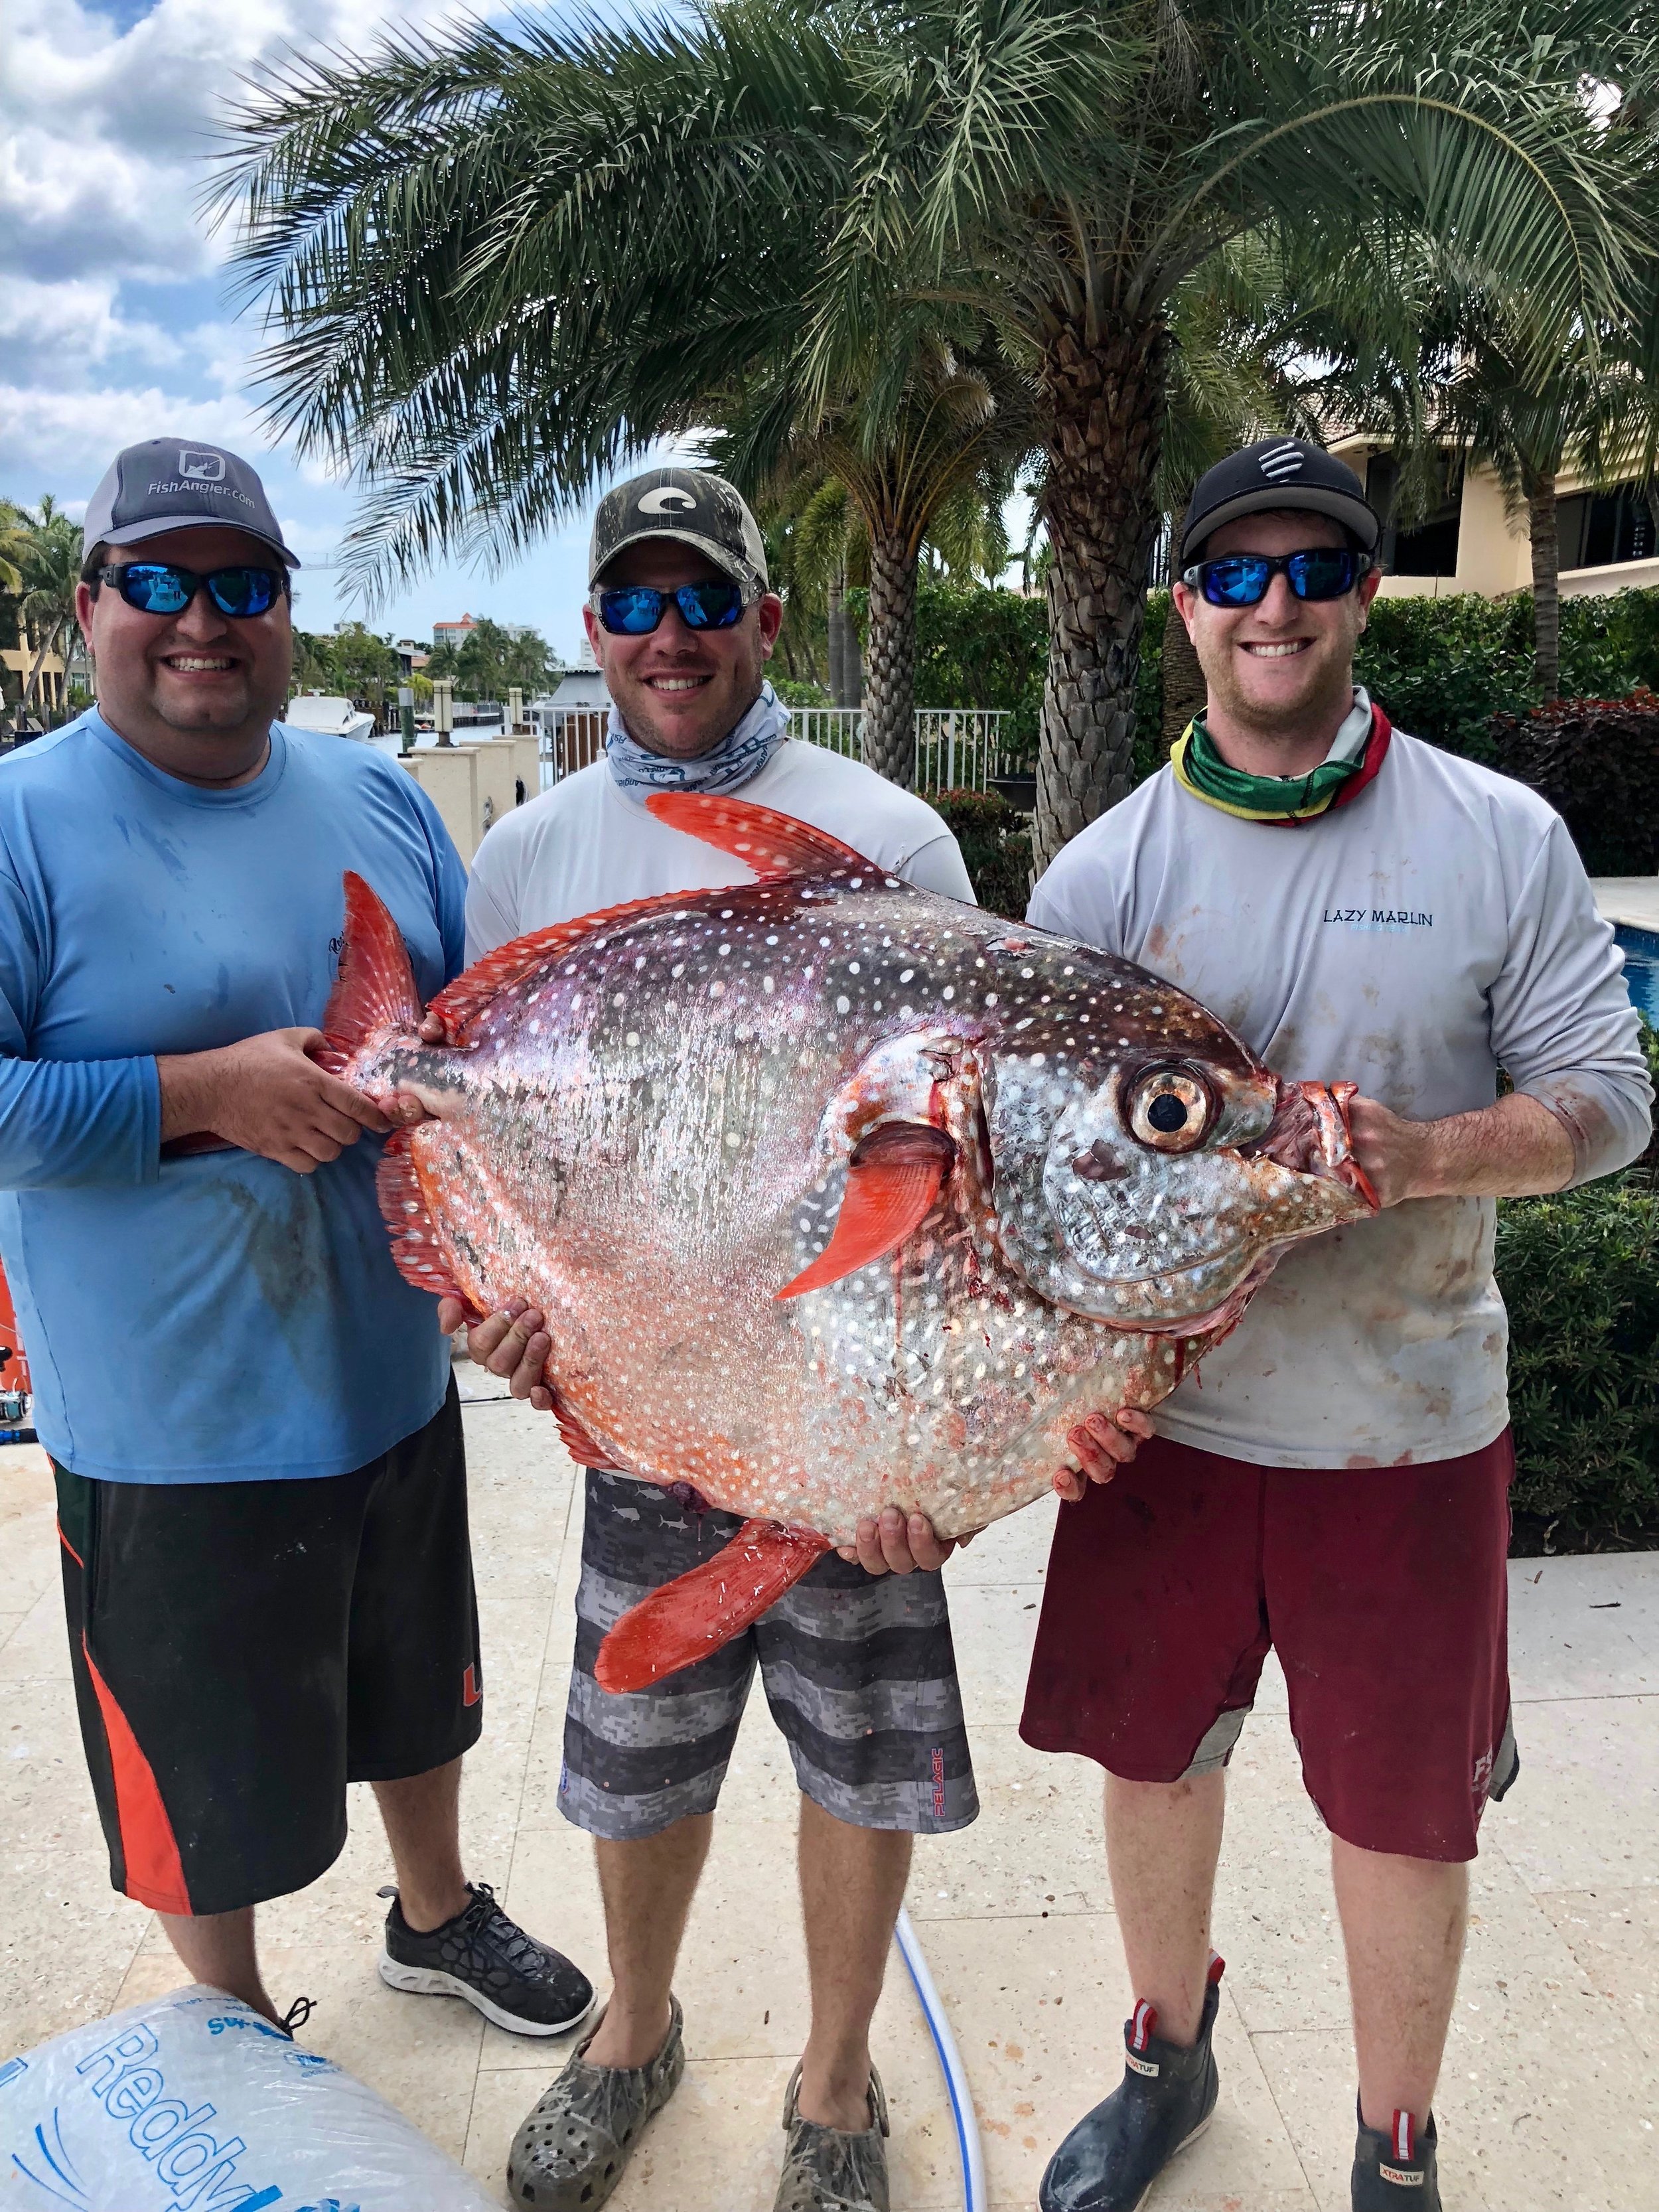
[1615,924,1659,1025]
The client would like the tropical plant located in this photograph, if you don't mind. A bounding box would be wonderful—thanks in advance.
[219,1,1656,860]
[704,328,1039,777]
[0,502,32,597]
[14,497,84,727]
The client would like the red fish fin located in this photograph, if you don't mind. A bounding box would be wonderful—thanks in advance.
[376,1132,465,1300]
[426,890,695,1043]
[550,1392,616,1470]
[776,1123,954,1300]
[645,792,872,878]
[595,1520,830,1692]
[320,873,423,1069]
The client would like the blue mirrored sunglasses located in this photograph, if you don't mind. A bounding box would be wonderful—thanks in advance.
[595,579,747,635]
[1183,547,1370,608]
[96,563,287,619]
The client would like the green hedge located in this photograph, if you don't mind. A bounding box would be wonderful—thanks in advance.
[930,787,1031,919]
[1496,1019,1659,1538]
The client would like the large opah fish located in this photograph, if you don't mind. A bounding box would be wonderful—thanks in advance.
[323,794,1376,1691]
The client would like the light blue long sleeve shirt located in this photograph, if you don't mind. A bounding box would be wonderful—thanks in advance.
[0,709,469,1481]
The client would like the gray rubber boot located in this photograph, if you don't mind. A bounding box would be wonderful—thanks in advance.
[506,1997,685,2210]
[1352,2100,1441,2209]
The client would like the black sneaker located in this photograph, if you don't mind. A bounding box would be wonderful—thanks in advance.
[1352,2101,1440,2209]
[1039,1959,1224,2211]
[377,1881,595,2037]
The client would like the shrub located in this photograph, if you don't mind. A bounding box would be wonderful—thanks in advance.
[1490,690,1659,874]
[930,786,1032,919]
[1495,1017,1659,1538]
[1498,1176,1659,1535]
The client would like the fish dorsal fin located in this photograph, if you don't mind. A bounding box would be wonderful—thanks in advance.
[595,1520,830,1691]
[426,889,694,1043]
[320,873,423,1066]
[645,792,873,878]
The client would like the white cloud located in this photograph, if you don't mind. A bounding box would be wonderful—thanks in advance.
[0,382,266,487]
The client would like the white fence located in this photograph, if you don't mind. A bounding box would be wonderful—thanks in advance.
[769,706,1019,795]
[539,703,1018,795]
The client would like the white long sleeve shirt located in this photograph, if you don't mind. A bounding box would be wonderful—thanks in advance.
[467,739,975,957]
[1029,727,1652,1469]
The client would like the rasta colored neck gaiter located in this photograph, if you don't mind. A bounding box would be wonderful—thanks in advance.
[1170,694,1392,826]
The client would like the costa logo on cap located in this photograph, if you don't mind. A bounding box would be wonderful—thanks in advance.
[178,449,226,484]
[638,486,698,515]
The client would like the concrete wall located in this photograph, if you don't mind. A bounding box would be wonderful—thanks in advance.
[399,735,543,867]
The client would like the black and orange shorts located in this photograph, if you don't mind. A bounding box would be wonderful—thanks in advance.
[52,1378,482,1917]
[1021,1428,1519,1863]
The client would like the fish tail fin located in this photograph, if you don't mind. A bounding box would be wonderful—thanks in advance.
[595,1520,830,1692]
[320,873,423,1069]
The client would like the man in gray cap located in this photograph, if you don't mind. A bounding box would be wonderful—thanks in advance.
[1020,439,1651,2211]
[449,466,979,2212]
[0,438,593,2041]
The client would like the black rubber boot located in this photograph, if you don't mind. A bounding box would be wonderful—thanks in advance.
[1352,2101,1440,2209]
[1039,1960,1223,2212]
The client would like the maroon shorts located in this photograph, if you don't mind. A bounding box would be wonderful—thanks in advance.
[1019,1430,1518,1862]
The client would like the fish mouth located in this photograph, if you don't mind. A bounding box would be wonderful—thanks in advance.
[1242,1078,1380,1212]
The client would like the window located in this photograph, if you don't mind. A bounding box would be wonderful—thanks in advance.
[1557,483,1658,570]
[1365,454,1463,577]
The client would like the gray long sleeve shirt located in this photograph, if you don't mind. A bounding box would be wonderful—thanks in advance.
[1029,723,1652,1469]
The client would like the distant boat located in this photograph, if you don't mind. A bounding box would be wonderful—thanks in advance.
[284,693,401,755]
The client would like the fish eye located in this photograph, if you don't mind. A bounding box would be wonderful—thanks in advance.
[1126,1065,1216,1153]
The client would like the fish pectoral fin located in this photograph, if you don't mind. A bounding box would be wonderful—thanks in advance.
[595,1521,830,1693]
[319,873,423,1068]
[644,792,872,877]
[776,1122,956,1300]
[376,1132,465,1301]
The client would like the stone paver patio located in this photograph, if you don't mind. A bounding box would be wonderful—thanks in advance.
[2,1388,1654,2209]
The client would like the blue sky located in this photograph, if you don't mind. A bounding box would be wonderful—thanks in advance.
[0,0,636,665]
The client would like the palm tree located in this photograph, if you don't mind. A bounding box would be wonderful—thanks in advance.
[702,325,1039,778]
[219,1,1652,861]
[15,498,83,727]
[0,502,31,597]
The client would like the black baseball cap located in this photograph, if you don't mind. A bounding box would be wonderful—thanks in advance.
[1179,439,1379,567]
[589,466,768,594]
[81,439,299,576]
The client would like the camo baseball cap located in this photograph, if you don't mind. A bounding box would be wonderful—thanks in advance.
[1179,439,1379,566]
[81,439,300,575]
[589,467,768,593]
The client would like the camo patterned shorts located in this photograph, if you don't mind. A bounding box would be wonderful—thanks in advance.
[559,1469,979,1838]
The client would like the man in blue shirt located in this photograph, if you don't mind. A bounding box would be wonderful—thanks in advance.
[0,438,592,2039]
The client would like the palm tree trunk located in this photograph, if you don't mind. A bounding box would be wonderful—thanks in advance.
[861,529,916,786]
[22,619,64,721]
[1034,317,1169,873]
[1528,475,1560,700]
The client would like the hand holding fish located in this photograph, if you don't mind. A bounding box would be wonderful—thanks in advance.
[1052,1406,1157,1503]
[1345,1090,1575,1207]
[157,1025,392,1172]
[439,1299,556,1412]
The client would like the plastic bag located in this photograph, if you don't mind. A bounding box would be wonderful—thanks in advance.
[0,1985,500,2211]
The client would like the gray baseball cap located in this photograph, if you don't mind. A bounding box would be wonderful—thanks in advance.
[81,439,300,575]
[589,466,767,593]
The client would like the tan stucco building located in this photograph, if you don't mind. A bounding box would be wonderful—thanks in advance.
[1328,435,1659,601]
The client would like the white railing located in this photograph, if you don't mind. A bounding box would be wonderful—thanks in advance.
[794,705,1018,794]
[539,702,1019,794]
